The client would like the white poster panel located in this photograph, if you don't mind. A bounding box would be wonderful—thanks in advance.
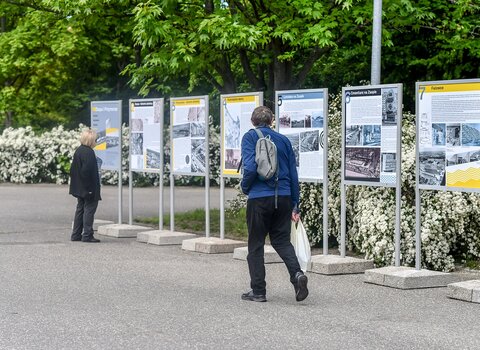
[91,101,122,171]
[277,90,325,182]
[221,92,262,177]
[417,80,480,190]
[343,86,400,185]
[171,97,208,175]
[129,99,163,172]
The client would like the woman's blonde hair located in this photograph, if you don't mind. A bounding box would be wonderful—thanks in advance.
[80,128,97,148]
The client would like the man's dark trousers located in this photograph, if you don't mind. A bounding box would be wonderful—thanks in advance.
[71,197,99,240]
[246,195,301,295]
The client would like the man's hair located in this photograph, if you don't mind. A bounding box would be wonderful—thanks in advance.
[251,106,274,127]
[80,128,97,148]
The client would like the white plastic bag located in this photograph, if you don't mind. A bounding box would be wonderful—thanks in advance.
[290,219,311,272]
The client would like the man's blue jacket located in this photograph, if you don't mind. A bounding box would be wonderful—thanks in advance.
[240,126,300,210]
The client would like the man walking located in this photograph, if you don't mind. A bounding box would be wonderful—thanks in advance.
[240,106,308,302]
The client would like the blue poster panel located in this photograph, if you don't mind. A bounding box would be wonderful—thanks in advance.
[91,101,122,171]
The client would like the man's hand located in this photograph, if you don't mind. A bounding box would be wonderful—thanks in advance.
[291,211,300,223]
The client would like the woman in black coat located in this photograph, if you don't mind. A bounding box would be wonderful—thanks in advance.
[69,129,102,243]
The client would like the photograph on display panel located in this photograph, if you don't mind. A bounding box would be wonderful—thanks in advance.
[446,124,461,146]
[130,133,143,155]
[362,125,381,146]
[382,88,398,125]
[286,133,300,167]
[225,149,241,170]
[345,147,381,181]
[346,125,363,146]
[419,149,446,186]
[461,124,480,146]
[146,148,161,169]
[191,139,206,173]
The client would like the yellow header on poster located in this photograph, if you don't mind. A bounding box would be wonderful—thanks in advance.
[225,95,256,103]
[421,83,480,93]
[174,99,201,106]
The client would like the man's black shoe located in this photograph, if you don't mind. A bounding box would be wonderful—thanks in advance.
[82,237,101,243]
[241,290,267,302]
[71,236,82,241]
[294,272,309,302]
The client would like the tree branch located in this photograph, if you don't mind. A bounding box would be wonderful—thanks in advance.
[239,49,264,90]
[202,72,223,92]
[4,0,63,15]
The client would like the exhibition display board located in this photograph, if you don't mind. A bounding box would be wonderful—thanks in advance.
[341,85,403,264]
[343,86,401,186]
[417,79,480,191]
[276,89,327,182]
[219,92,262,238]
[415,79,480,269]
[91,101,122,171]
[91,100,123,223]
[128,98,164,227]
[170,96,210,236]
[276,89,330,254]
[129,99,163,172]
[171,97,208,176]
[220,92,263,177]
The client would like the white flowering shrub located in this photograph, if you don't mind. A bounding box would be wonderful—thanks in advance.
[0,116,226,187]
[0,125,80,184]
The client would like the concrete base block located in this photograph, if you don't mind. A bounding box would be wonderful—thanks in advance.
[93,219,114,231]
[308,255,374,275]
[97,224,151,238]
[233,245,283,264]
[71,219,114,231]
[364,266,459,289]
[447,280,480,303]
[182,237,247,254]
[137,230,197,245]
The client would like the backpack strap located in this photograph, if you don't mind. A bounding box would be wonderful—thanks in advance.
[256,128,279,209]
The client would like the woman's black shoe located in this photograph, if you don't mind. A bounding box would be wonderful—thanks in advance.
[82,237,101,243]
[241,290,267,302]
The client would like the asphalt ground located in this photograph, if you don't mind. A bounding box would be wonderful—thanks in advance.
[0,184,479,350]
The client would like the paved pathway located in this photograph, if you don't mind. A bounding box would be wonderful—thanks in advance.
[0,184,479,349]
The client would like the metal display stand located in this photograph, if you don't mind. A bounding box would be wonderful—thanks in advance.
[127,98,164,228]
[337,84,403,275]
[415,79,480,269]
[169,96,210,237]
[90,100,123,225]
[275,89,329,255]
[365,80,472,289]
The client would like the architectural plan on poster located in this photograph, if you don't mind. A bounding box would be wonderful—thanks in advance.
[277,91,325,182]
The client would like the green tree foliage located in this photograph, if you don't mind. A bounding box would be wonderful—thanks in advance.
[0,0,479,128]
[126,0,375,106]
[0,0,137,129]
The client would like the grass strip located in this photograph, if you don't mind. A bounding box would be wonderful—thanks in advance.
[135,208,248,240]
